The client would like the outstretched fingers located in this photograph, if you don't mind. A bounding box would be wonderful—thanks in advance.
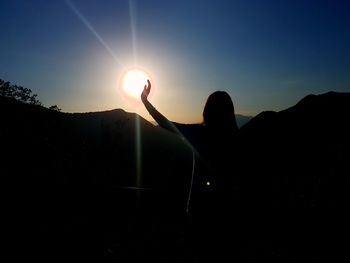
[146,79,151,94]
[141,80,151,101]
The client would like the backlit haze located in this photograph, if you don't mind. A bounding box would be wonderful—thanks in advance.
[1,0,350,123]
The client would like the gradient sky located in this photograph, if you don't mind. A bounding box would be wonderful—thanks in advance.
[1,0,350,123]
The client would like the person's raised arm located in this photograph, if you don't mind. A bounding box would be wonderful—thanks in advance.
[141,80,179,134]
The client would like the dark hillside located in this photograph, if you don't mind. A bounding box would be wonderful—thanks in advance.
[1,96,193,261]
[1,91,350,261]
[237,92,350,261]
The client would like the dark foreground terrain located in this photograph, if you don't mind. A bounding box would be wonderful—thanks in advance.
[1,91,350,262]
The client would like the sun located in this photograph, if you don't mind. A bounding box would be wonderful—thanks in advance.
[120,69,150,102]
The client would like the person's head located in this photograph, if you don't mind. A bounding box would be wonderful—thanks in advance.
[203,91,238,132]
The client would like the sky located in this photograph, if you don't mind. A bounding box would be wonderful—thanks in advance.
[1,0,350,123]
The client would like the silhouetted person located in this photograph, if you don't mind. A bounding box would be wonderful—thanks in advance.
[141,79,238,188]
[141,80,239,261]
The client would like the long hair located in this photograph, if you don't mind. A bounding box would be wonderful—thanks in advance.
[202,91,238,133]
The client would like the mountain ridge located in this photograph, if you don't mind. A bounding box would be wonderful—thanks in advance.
[1,91,350,261]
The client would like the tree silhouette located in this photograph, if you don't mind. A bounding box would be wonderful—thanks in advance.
[0,79,41,105]
[49,105,61,112]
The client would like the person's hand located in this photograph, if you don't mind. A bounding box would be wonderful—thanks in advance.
[141,79,151,102]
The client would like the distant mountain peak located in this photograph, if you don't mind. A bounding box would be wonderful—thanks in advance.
[295,91,348,108]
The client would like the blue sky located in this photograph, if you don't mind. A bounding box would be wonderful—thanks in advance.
[1,0,350,122]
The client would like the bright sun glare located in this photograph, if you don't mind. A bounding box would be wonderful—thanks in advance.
[121,69,150,102]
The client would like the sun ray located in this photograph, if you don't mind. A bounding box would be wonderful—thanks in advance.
[66,0,145,190]
[135,114,142,189]
[127,1,144,192]
[64,0,124,68]
[128,0,138,65]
